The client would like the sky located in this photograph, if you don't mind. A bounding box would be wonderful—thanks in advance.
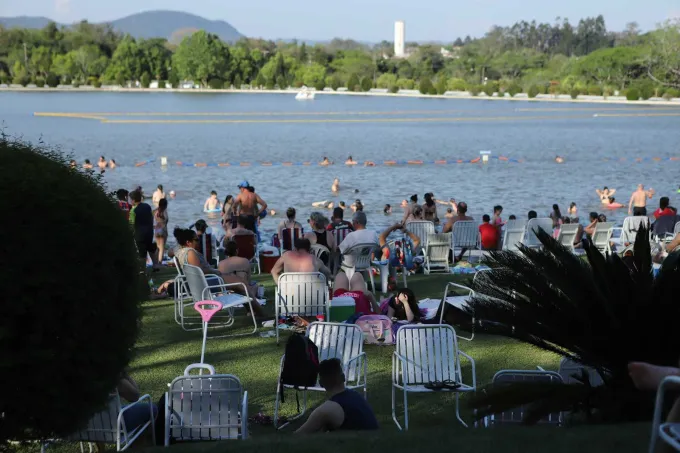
[2,0,679,42]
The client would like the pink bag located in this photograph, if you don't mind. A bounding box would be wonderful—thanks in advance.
[356,315,394,345]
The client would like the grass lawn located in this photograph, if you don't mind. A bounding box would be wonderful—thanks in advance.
[120,270,652,452]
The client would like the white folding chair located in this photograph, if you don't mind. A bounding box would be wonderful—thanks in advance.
[392,324,476,430]
[502,219,527,251]
[451,221,480,262]
[173,257,222,332]
[523,218,553,248]
[649,376,680,453]
[591,222,615,254]
[405,220,435,254]
[310,243,331,268]
[340,243,379,294]
[439,282,474,340]
[182,264,257,337]
[424,233,452,274]
[165,364,248,445]
[274,322,367,428]
[482,370,564,427]
[556,224,580,253]
[611,216,650,249]
[275,272,329,344]
[67,391,155,451]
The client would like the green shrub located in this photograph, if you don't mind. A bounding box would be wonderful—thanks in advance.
[140,72,151,88]
[468,85,480,96]
[640,85,653,100]
[72,81,80,88]
[419,76,433,95]
[0,70,9,84]
[93,79,102,88]
[87,76,98,86]
[403,79,415,90]
[527,85,539,98]
[435,77,448,95]
[626,88,640,101]
[360,76,373,92]
[233,74,242,89]
[587,85,602,96]
[14,73,30,86]
[330,76,341,91]
[35,77,46,88]
[655,87,666,98]
[388,84,399,94]
[506,84,522,97]
[46,73,59,87]
[208,78,224,89]
[314,80,326,91]
[663,88,680,99]
[347,74,360,92]
[570,88,580,99]
[447,78,467,91]
[265,77,275,89]
[0,135,142,443]
[168,71,179,89]
[276,75,286,89]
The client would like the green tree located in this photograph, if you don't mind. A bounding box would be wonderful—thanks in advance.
[30,46,53,78]
[103,36,142,82]
[46,73,59,87]
[527,84,540,98]
[172,31,228,86]
[208,78,223,89]
[314,79,326,91]
[360,76,373,91]
[300,63,327,87]
[51,52,78,83]
[376,73,398,88]
[140,72,151,88]
[265,77,275,89]
[347,73,360,91]
[233,73,242,88]
[254,71,266,88]
[447,78,467,91]
[139,38,172,80]
[329,75,341,91]
[168,70,179,88]
[574,47,644,90]
[276,75,286,89]
[419,76,433,94]
[647,20,680,89]
[435,75,448,94]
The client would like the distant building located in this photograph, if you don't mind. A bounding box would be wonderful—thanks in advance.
[394,21,405,57]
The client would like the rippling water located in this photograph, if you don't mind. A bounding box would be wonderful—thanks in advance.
[3,91,680,238]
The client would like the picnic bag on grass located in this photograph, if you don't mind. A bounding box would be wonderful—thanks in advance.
[280,334,319,404]
[356,315,394,345]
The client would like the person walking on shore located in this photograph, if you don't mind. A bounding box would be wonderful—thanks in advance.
[628,184,655,216]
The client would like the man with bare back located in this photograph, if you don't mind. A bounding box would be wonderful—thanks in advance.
[232,181,268,233]
[628,184,655,216]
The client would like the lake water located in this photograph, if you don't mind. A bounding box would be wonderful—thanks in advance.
[2,91,680,238]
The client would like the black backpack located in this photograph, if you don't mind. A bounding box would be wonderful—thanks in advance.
[280,334,319,404]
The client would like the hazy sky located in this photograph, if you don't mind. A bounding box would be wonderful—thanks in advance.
[2,0,679,41]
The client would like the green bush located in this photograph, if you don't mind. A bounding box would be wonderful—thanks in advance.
[35,77,46,88]
[663,88,680,99]
[314,80,326,91]
[0,70,8,84]
[330,76,341,91]
[640,85,654,100]
[140,72,151,88]
[587,85,602,96]
[14,74,30,86]
[347,74,360,92]
[527,85,540,98]
[0,135,142,443]
[655,87,665,98]
[626,88,640,101]
[468,85,481,96]
[570,88,580,99]
[265,77,275,89]
[46,73,59,87]
[388,84,399,94]
[208,78,224,89]
[419,76,433,95]
[93,79,102,88]
[506,84,522,97]
[72,81,80,88]
[435,77,448,95]
[403,79,415,90]
[447,78,467,91]
[168,71,179,89]
[87,76,98,86]
[360,76,373,92]
[276,75,286,89]
[233,74,242,89]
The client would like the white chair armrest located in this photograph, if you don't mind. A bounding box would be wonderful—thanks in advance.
[459,350,476,389]
[201,281,249,300]
[118,393,153,435]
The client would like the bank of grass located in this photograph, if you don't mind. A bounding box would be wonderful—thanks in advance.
[122,270,652,452]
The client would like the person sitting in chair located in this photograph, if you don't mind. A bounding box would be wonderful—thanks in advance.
[296,358,378,433]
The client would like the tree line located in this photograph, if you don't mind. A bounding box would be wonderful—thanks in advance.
[1,17,679,99]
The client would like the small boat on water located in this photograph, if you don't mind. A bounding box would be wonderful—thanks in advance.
[295,86,315,100]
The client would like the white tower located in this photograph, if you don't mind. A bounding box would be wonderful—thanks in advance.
[394,20,405,57]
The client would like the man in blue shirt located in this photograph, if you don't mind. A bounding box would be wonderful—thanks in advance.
[296,358,378,433]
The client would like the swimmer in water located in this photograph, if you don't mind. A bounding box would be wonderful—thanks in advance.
[69,159,77,168]
[98,156,107,170]
[320,156,331,166]
[331,178,340,193]
[312,200,335,209]
[338,201,346,210]
[364,161,376,167]
[345,156,356,165]
[384,204,392,214]
[108,159,117,169]
[605,196,625,209]
[82,159,93,169]
[204,190,221,211]
[555,156,564,163]
[596,186,616,204]
[270,209,276,216]
[169,190,176,199]
[568,202,577,216]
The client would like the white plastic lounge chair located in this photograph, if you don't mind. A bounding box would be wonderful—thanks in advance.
[405,220,435,254]
[340,243,379,293]
[424,233,452,274]
[173,257,224,332]
[556,224,580,253]
[274,322,367,428]
[165,363,248,445]
[451,221,480,262]
[482,370,563,427]
[611,216,650,249]
[502,219,527,251]
[523,218,553,248]
[182,264,258,337]
[649,375,680,453]
[392,324,476,430]
[591,222,615,254]
[275,272,329,344]
[67,391,155,451]
[439,282,474,340]
[310,243,331,267]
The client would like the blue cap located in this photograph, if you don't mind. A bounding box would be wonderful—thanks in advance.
[237,180,249,188]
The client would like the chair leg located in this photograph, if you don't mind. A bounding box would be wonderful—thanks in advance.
[455,393,468,427]
[403,389,409,431]
[274,380,281,428]
[391,384,402,430]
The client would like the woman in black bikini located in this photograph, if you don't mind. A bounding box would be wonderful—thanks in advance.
[305,212,336,265]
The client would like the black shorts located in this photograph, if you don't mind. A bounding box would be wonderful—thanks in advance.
[136,237,156,259]
[633,207,647,216]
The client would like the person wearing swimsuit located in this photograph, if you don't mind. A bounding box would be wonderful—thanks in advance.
[305,212,336,266]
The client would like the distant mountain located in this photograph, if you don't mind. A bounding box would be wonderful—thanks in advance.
[0,10,243,42]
